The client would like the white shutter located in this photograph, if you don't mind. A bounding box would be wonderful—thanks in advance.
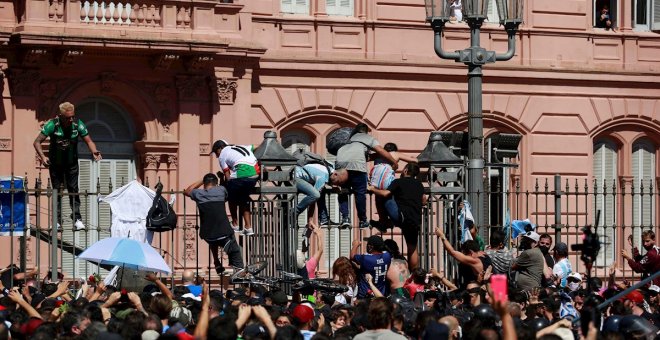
[486,0,500,23]
[282,0,309,14]
[60,160,92,279]
[327,0,354,16]
[632,142,655,250]
[653,0,660,32]
[593,141,617,266]
[324,152,352,270]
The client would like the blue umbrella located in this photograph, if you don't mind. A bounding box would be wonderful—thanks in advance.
[78,237,171,275]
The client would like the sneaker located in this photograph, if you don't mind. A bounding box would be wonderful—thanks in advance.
[50,223,62,233]
[370,220,388,233]
[242,228,255,236]
[319,218,337,228]
[339,218,351,230]
[230,221,240,232]
[74,220,85,231]
[215,265,226,275]
[358,220,370,230]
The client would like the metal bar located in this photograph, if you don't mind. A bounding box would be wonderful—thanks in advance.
[51,188,59,282]
[554,174,561,241]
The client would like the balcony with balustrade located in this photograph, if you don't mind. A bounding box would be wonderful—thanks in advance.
[1,0,262,57]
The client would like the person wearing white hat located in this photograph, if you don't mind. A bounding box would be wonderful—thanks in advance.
[511,231,545,291]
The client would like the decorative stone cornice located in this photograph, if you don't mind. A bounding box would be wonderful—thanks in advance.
[7,68,41,96]
[167,155,178,169]
[56,50,83,68]
[20,49,48,67]
[185,55,214,72]
[144,154,160,169]
[215,77,238,104]
[152,54,179,71]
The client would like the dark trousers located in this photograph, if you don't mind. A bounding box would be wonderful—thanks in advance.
[49,162,81,223]
[339,171,368,222]
[209,236,244,269]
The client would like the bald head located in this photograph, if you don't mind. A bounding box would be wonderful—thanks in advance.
[439,315,459,340]
[330,169,349,186]
[182,270,195,283]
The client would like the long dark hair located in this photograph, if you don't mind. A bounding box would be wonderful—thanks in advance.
[350,123,369,137]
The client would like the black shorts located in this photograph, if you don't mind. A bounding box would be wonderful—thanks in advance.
[226,177,258,204]
[401,223,419,248]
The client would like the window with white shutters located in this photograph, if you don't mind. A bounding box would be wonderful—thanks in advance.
[327,0,354,16]
[60,98,137,278]
[632,140,656,250]
[652,0,660,30]
[485,0,501,24]
[281,0,310,14]
[593,140,617,267]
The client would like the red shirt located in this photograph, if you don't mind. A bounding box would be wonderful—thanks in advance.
[627,245,660,286]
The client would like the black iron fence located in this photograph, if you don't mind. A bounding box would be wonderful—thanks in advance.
[0,173,657,288]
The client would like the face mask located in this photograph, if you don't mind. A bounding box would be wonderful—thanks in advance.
[568,282,580,292]
[539,246,550,255]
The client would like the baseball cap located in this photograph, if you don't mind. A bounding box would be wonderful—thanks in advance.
[19,317,44,337]
[243,324,267,338]
[550,327,575,340]
[271,290,288,306]
[292,303,315,324]
[211,140,228,154]
[522,231,540,242]
[553,242,569,253]
[567,272,582,282]
[622,290,645,304]
[170,306,193,327]
[648,285,660,294]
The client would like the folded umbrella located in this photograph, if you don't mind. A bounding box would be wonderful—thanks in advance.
[78,237,171,275]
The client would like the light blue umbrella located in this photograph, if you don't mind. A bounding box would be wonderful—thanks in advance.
[78,237,171,275]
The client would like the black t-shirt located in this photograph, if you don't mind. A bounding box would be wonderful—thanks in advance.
[388,177,424,228]
[190,186,233,240]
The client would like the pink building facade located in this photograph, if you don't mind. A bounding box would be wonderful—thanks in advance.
[0,0,659,278]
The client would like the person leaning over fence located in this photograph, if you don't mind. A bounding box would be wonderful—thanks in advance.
[184,173,244,275]
[294,156,348,227]
[622,230,660,286]
[210,139,259,236]
[335,123,398,230]
[33,101,102,231]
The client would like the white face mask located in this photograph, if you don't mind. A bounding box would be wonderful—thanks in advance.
[568,282,580,291]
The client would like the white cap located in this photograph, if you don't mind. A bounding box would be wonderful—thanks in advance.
[567,272,583,281]
[522,231,540,242]
[648,285,660,293]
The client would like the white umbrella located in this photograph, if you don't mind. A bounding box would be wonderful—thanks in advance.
[78,237,171,275]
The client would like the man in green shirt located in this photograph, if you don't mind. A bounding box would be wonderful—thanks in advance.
[33,102,102,231]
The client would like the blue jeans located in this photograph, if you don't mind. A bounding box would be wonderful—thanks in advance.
[384,198,401,224]
[339,171,368,222]
[295,179,329,220]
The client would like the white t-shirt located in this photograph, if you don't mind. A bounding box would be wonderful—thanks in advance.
[218,145,259,179]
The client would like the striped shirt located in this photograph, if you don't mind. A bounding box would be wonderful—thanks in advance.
[484,248,515,275]
[369,163,395,189]
[553,258,572,287]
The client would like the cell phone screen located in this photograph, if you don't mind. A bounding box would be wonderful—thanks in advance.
[490,274,508,302]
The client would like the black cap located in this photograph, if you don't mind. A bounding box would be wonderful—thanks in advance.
[211,140,228,154]
[553,242,569,253]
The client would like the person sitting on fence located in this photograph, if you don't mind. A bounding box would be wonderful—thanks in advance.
[184,173,244,275]
[335,123,398,230]
[622,230,660,286]
[33,101,102,231]
[210,139,259,236]
[368,163,425,270]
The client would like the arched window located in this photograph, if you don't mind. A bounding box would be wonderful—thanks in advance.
[593,139,618,266]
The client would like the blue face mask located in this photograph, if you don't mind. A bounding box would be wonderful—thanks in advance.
[568,282,580,292]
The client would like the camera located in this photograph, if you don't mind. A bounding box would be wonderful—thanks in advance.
[570,211,601,265]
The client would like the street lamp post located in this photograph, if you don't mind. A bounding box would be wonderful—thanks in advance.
[425,0,523,232]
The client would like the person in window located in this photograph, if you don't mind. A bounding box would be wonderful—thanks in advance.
[33,102,102,232]
[596,5,613,29]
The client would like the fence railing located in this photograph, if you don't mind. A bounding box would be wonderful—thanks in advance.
[0,174,657,289]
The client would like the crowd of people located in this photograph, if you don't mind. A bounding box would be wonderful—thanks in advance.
[14,117,660,339]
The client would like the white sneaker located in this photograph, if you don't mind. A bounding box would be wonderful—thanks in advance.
[242,228,255,236]
[51,223,62,232]
[230,221,240,232]
[74,219,86,231]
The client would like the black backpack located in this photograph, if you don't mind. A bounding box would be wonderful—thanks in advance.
[292,149,334,176]
[146,183,177,232]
